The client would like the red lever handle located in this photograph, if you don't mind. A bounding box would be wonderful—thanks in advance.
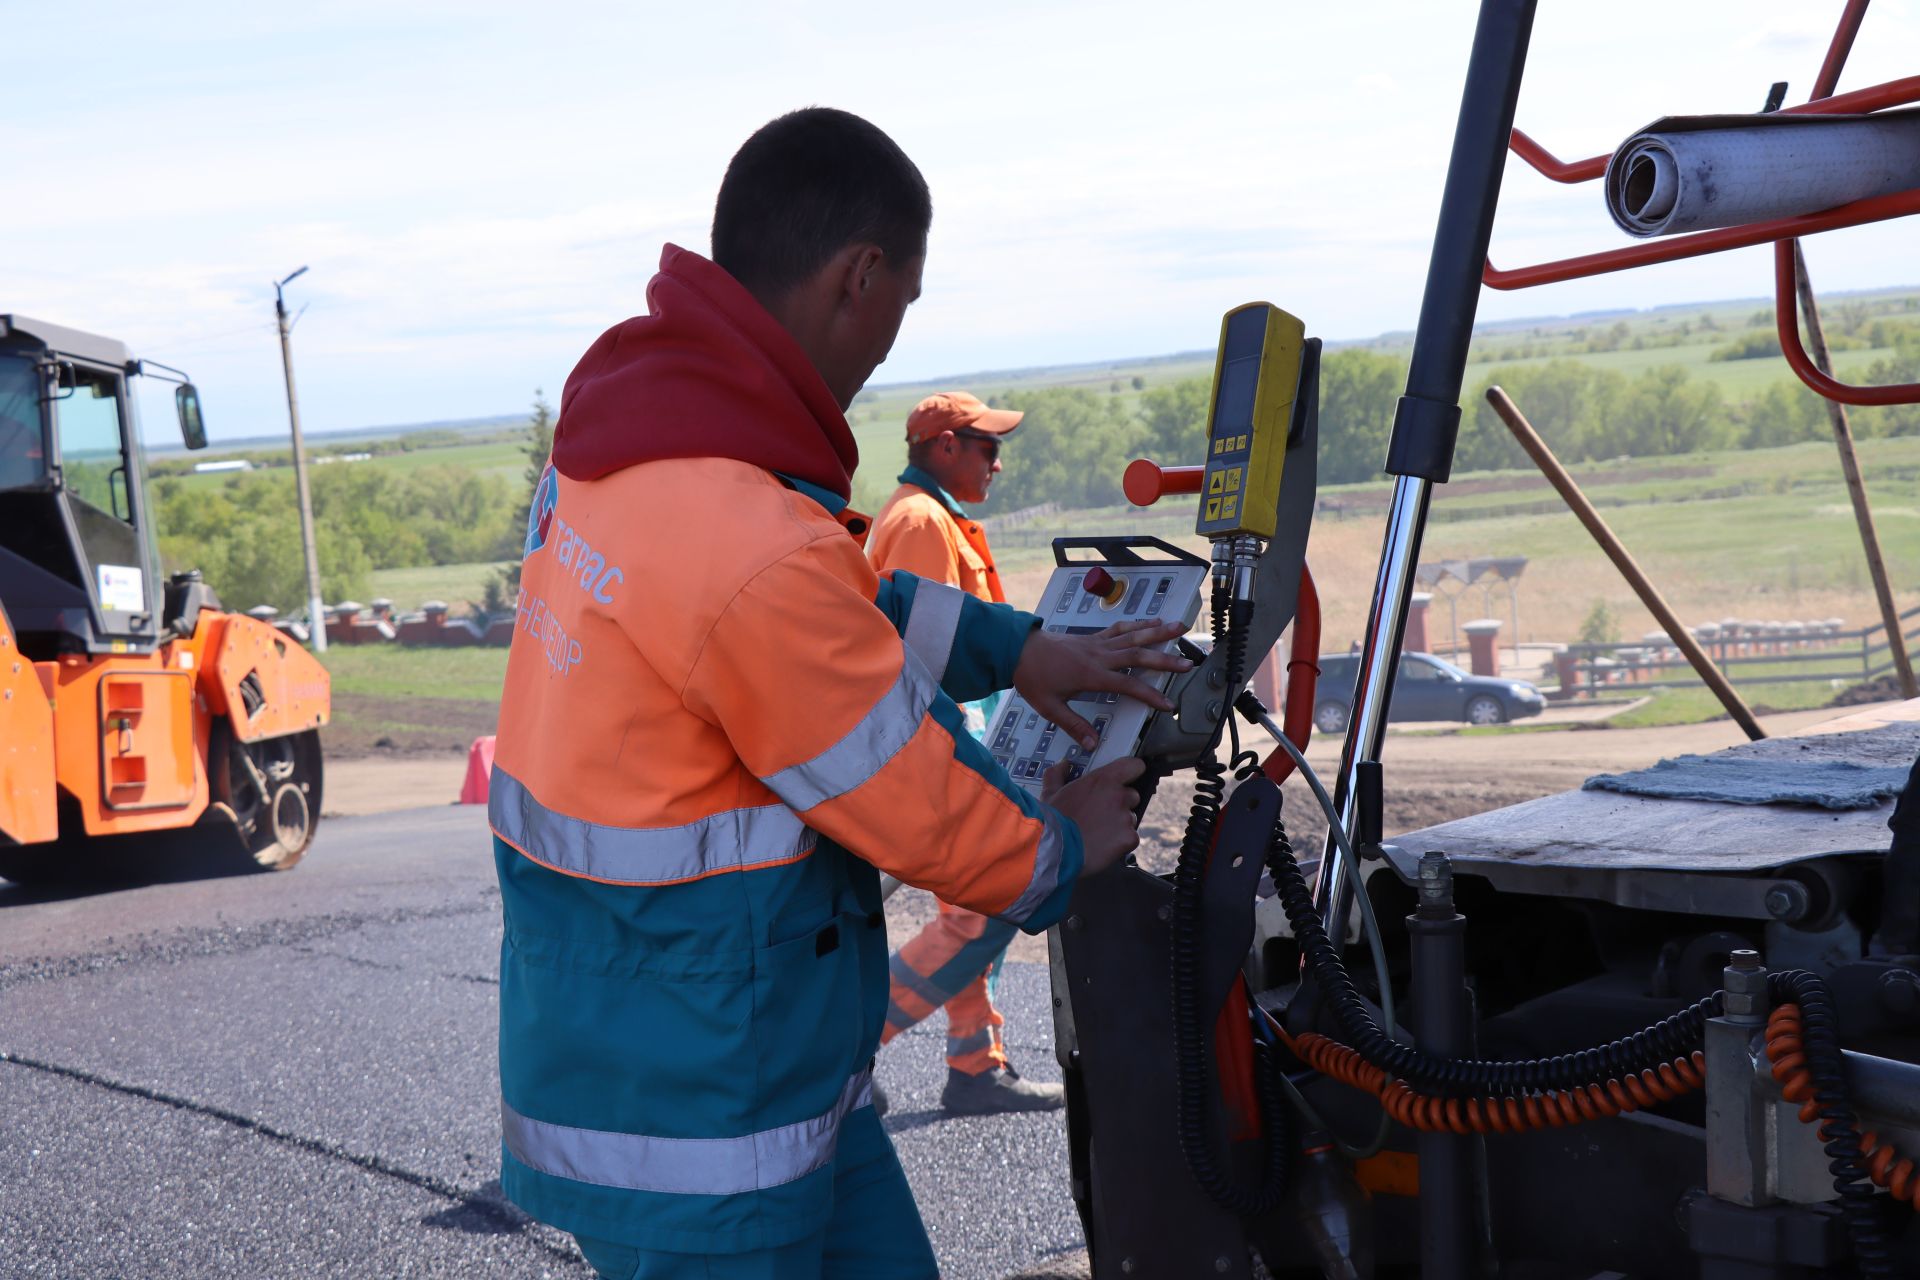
[1123,459,1205,506]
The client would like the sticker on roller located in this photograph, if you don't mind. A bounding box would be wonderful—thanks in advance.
[97,564,144,613]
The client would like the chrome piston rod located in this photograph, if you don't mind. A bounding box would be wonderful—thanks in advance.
[1315,477,1431,942]
[1310,0,1538,946]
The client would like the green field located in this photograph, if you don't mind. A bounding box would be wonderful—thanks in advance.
[367,560,514,611]
[179,286,1916,503]
[249,283,1918,753]
[319,644,507,703]
[1467,340,1899,398]
[844,351,1216,479]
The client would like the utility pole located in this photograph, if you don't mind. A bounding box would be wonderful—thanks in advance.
[274,266,327,653]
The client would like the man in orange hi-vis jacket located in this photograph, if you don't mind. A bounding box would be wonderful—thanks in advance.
[868,392,1066,1115]
[488,107,1191,1280]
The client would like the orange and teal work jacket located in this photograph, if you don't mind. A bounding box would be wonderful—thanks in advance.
[868,465,1007,605]
[487,244,1084,1254]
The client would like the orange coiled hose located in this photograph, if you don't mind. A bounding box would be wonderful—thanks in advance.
[1767,1002,1920,1209]
[1285,1026,1705,1135]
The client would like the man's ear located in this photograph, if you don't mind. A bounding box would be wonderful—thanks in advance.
[845,245,886,303]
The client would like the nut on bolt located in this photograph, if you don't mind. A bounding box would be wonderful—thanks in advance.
[1763,882,1809,923]
[1721,948,1768,1019]
[1415,850,1454,918]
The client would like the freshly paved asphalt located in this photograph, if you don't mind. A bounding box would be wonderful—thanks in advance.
[0,805,1085,1278]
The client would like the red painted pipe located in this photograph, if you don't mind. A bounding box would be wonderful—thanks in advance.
[1485,186,1920,290]
[1775,239,1920,406]
[1769,5,1920,407]
[1814,0,1874,100]
[1506,74,1920,188]
[1508,128,1606,184]
[1264,566,1319,786]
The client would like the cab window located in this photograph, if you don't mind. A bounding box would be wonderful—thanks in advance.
[0,355,45,491]
[55,364,130,519]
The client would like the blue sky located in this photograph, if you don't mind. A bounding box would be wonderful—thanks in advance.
[6,1,1916,443]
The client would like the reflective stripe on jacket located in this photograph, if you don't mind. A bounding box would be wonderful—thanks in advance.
[489,456,1082,1252]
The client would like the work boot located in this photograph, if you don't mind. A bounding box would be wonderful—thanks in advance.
[940,1063,1064,1115]
[871,1077,890,1118]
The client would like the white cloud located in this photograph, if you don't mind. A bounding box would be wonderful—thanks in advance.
[5,0,1915,441]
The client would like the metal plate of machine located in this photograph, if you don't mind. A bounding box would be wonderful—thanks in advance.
[983,555,1207,794]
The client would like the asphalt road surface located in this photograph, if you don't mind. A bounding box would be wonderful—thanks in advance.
[0,806,1087,1279]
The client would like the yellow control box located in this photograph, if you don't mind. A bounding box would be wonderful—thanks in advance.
[1195,303,1306,540]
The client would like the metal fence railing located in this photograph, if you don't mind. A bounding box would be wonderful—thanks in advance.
[1557,603,1920,695]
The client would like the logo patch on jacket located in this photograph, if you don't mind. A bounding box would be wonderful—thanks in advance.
[525,464,558,558]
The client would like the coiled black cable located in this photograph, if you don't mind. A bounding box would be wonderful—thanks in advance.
[1170,584,1293,1214]
[1264,829,1717,1094]
[1772,968,1891,1276]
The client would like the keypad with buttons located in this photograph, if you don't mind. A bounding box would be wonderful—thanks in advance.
[982,557,1207,798]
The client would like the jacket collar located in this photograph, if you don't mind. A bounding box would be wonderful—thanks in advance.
[898,464,969,520]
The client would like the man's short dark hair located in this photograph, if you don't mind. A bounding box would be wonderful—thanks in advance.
[713,108,932,300]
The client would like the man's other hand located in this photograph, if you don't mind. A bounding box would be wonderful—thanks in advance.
[1042,757,1146,876]
[1014,618,1191,752]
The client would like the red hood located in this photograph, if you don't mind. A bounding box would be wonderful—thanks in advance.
[550,244,859,500]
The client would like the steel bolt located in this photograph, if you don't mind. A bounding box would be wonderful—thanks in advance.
[1064,916,1081,932]
[1207,668,1227,689]
[1763,883,1807,922]
[1215,1256,1232,1273]
[1721,949,1768,1020]
[1157,904,1172,922]
[1416,851,1454,918]
[1120,1259,1135,1275]
[1207,700,1224,720]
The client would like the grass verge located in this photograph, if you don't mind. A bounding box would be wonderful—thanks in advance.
[1606,679,1845,729]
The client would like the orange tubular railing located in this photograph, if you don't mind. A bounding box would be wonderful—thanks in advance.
[1503,73,1920,188]
[1483,0,1920,406]
[1774,239,1920,406]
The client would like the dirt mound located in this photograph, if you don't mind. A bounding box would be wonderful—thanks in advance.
[1831,674,1909,708]
[321,692,499,759]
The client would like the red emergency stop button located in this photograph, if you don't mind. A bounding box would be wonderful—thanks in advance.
[1082,567,1115,598]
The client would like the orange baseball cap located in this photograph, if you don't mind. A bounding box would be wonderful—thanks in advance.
[904,392,1024,444]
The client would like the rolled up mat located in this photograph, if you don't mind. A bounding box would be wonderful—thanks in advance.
[1604,108,1920,237]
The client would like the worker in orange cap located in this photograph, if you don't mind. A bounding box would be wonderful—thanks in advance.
[867,391,1062,1114]
[489,108,1194,1280]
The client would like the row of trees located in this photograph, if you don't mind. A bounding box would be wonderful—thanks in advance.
[153,458,521,614]
[162,325,1919,613]
[965,334,1919,513]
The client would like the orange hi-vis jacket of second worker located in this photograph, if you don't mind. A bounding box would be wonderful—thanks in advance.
[487,244,1083,1255]
[868,469,1006,605]
[868,465,1025,1074]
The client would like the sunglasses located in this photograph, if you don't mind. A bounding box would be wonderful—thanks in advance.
[954,431,1001,462]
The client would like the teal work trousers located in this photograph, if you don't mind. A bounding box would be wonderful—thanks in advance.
[573,1107,938,1280]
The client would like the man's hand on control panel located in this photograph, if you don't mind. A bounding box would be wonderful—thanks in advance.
[1042,757,1145,875]
[1013,618,1191,752]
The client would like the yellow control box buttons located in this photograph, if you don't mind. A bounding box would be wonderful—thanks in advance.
[1204,497,1222,520]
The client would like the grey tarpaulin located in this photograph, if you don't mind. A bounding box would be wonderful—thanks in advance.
[1604,108,1920,238]
[1583,755,1912,811]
